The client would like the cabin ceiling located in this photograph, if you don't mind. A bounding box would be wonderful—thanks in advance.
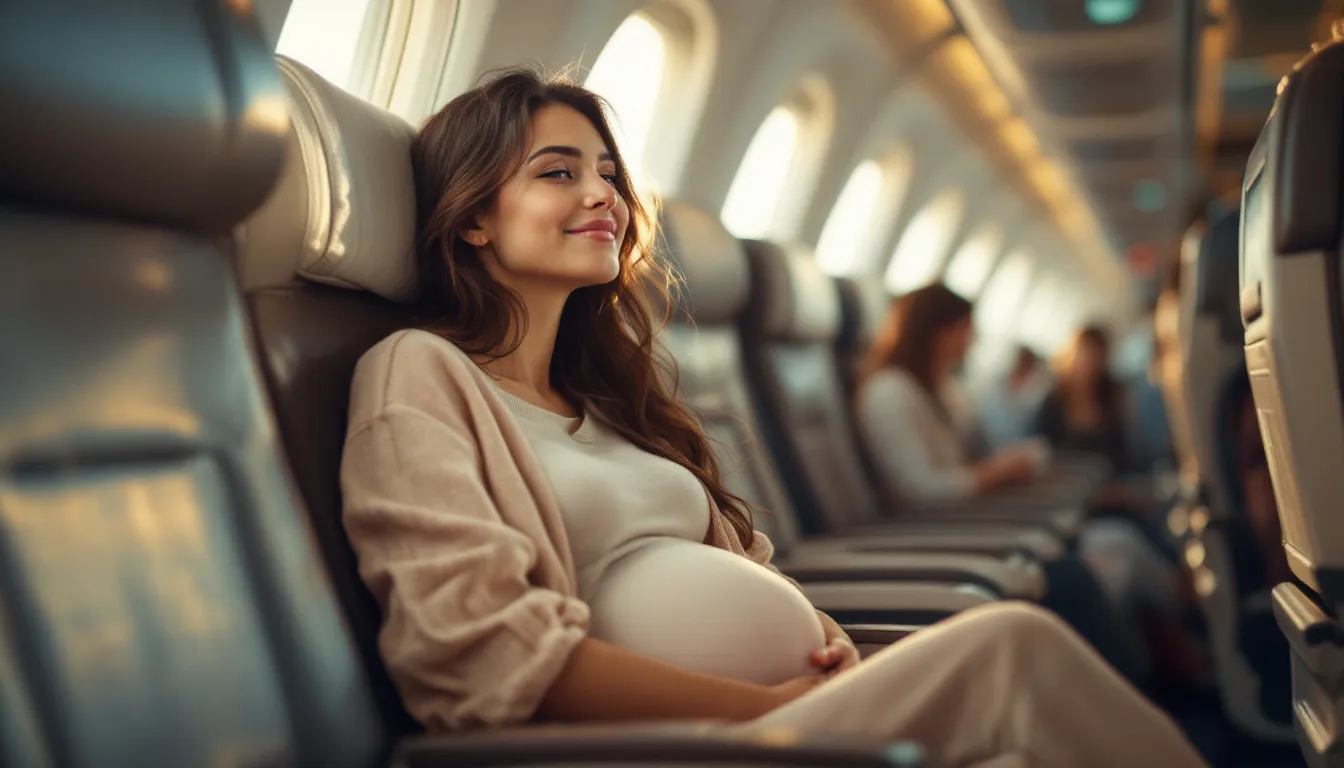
[945,0,1331,295]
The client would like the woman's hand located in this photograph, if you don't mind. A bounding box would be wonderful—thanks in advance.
[764,674,828,712]
[811,611,860,676]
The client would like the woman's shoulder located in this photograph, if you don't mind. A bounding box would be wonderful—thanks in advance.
[864,367,919,396]
[349,328,491,425]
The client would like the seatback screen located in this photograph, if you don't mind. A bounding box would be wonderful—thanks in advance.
[1241,168,1267,292]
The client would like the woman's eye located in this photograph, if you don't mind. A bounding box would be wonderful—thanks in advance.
[539,168,574,180]
[601,173,618,185]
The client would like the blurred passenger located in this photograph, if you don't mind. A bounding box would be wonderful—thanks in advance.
[1037,325,1206,688]
[855,285,1041,501]
[1035,326,1134,480]
[339,67,1206,766]
[980,345,1053,450]
[855,285,1198,687]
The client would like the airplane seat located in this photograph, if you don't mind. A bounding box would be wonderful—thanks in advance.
[736,240,899,538]
[1174,209,1295,741]
[229,55,927,766]
[0,6,386,767]
[1239,35,1344,767]
[833,275,887,399]
[235,55,423,738]
[655,201,1046,616]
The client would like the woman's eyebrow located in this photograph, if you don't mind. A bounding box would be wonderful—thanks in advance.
[527,145,614,163]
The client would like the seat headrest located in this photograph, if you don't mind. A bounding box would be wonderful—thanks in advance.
[237,57,417,302]
[1191,207,1242,343]
[740,240,842,343]
[0,2,287,233]
[658,201,750,324]
[1249,38,1344,256]
[834,275,889,349]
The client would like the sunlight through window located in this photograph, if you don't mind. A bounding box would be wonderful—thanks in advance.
[975,250,1034,334]
[816,161,885,276]
[1018,275,1068,350]
[885,192,964,293]
[276,0,374,91]
[945,225,1003,298]
[586,14,667,184]
[721,106,801,239]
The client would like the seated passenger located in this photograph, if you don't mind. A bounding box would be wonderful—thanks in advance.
[981,346,1053,450]
[854,285,1199,687]
[855,285,1044,502]
[1034,327,1137,488]
[339,66,1206,766]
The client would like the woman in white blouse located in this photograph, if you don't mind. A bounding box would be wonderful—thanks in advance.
[855,284,1041,503]
[855,284,1198,687]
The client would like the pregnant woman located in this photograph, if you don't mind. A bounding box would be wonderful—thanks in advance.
[339,66,1206,766]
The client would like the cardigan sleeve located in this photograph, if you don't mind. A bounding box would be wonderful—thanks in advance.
[340,337,589,731]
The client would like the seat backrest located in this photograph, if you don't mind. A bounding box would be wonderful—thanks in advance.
[1239,36,1344,606]
[833,276,887,399]
[1179,208,1250,523]
[655,202,805,552]
[0,6,384,767]
[234,57,423,736]
[833,275,906,496]
[737,240,884,535]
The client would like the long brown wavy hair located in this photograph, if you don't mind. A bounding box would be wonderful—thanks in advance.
[410,65,755,546]
[1053,324,1123,423]
[858,283,973,414]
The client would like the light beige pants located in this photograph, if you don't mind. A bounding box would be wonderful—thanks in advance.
[742,601,1208,768]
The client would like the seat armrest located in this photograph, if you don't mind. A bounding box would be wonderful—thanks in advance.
[841,623,921,645]
[392,724,928,767]
[802,580,996,626]
[801,526,1064,561]
[780,551,1046,601]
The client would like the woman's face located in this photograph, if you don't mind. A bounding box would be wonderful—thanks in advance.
[469,103,630,291]
[1070,339,1105,382]
[938,317,976,368]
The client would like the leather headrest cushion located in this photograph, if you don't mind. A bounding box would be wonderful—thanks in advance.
[237,57,417,302]
[740,240,842,343]
[0,3,286,233]
[1194,207,1243,342]
[658,201,750,324]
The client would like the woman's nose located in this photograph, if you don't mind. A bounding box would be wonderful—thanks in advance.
[585,176,617,209]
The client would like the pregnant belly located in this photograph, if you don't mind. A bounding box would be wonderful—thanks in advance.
[586,538,826,686]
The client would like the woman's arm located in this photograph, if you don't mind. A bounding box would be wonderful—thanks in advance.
[537,638,815,722]
[858,373,978,501]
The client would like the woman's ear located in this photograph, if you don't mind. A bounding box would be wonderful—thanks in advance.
[459,217,489,247]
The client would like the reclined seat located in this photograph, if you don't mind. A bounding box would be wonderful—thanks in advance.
[734,240,1086,543]
[1166,210,1293,741]
[1239,34,1344,767]
[652,201,1048,607]
[0,4,923,765]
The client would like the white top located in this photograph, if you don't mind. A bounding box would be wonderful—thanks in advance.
[495,388,825,685]
[856,368,976,503]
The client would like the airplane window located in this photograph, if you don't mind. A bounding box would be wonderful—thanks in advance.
[1017,275,1068,350]
[816,160,885,276]
[975,249,1034,333]
[276,0,378,93]
[585,13,667,186]
[721,106,802,239]
[945,225,1003,298]
[885,191,964,293]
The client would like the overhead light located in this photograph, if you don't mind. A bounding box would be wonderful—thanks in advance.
[1001,119,1039,160]
[1086,0,1140,26]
